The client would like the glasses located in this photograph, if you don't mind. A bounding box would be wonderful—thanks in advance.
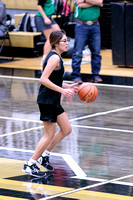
[60,38,70,43]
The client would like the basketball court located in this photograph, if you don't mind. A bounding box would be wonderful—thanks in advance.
[0,74,133,199]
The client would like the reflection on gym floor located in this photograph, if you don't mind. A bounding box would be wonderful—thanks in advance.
[0,75,133,200]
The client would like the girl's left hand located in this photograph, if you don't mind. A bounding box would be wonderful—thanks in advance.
[69,83,78,95]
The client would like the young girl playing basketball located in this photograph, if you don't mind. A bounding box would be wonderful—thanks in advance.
[23,30,78,177]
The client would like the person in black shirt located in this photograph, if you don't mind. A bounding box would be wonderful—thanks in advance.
[22,30,78,177]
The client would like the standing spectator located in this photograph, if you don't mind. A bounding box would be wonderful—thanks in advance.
[0,0,7,37]
[36,0,61,67]
[71,0,103,83]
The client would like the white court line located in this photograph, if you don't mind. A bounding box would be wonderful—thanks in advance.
[70,106,133,122]
[0,147,35,154]
[0,75,72,84]
[0,147,86,178]
[0,116,41,123]
[1,74,133,88]
[94,82,133,89]
[61,154,87,178]
[71,124,133,133]
[72,176,133,187]
[0,126,43,137]
[0,75,39,81]
[40,173,133,200]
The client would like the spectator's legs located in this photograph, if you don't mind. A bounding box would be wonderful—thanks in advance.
[42,28,53,56]
[42,23,60,55]
[88,22,102,77]
[71,23,88,81]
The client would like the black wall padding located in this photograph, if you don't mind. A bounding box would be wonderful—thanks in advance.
[111,2,126,65]
[125,3,133,66]
[99,0,112,49]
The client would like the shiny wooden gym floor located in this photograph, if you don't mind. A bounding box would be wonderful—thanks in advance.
[0,74,133,200]
[0,49,133,81]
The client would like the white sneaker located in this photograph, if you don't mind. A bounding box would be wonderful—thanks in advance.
[22,162,46,177]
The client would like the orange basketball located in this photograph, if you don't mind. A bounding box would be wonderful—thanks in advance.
[78,82,98,103]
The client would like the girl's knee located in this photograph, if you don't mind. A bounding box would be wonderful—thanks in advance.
[65,126,72,136]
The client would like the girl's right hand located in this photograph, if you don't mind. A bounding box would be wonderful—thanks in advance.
[61,88,75,97]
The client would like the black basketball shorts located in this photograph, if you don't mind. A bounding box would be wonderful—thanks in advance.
[38,104,64,122]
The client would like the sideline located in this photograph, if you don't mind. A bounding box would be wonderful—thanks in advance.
[1,74,133,88]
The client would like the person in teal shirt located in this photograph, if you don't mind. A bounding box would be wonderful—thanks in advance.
[71,0,103,83]
[36,0,61,67]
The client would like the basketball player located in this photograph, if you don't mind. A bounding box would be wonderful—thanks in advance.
[22,30,78,177]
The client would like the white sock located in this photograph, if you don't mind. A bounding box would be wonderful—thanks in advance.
[42,150,50,157]
[28,158,36,166]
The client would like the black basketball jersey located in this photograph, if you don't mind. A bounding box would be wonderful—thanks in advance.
[37,51,64,105]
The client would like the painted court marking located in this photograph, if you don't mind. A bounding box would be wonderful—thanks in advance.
[0,147,86,178]
[70,106,133,122]
[0,126,44,137]
[40,174,133,200]
[72,176,133,187]
[1,74,133,88]
[0,116,41,123]
[71,124,133,133]
[1,147,133,188]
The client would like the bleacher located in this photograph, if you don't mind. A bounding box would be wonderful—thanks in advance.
[2,0,37,10]
[0,0,75,56]
[0,1,42,55]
